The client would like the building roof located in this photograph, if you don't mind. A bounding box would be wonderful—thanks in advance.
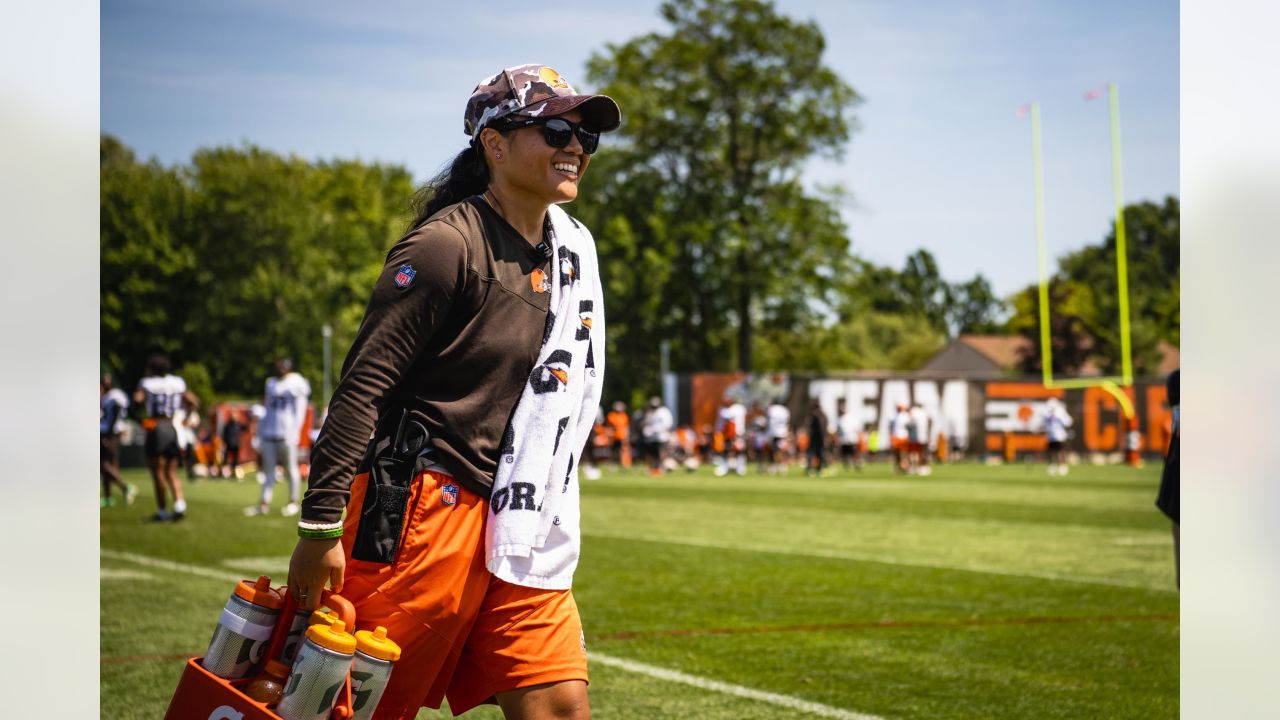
[956,335,1033,370]
[920,333,1179,379]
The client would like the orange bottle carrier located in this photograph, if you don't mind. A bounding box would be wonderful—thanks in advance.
[165,587,357,720]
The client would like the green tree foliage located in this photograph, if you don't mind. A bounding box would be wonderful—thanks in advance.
[101,136,194,377]
[946,274,1004,335]
[1058,196,1179,374]
[578,0,861,393]
[1007,278,1096,375]
[1007,196,1179,377]
[845,251,1005,340]
[100,136,414,398]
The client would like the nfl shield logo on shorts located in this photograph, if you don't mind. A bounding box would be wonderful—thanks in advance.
[394,264,417,288]
[442,483,459,506]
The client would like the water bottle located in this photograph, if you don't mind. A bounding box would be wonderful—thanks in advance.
[281,606,339,665]
[202,575,285,679]
[350,626,402,720]
[275,620,357,720]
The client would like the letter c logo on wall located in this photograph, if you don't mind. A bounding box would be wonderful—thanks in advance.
[209,706,245,720]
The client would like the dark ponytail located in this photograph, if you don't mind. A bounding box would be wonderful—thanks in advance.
[408,143,492,231]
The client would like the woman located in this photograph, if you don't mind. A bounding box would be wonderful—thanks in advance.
[288,65,617,720]
[134,352,197,521]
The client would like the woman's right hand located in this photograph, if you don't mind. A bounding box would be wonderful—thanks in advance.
[287,537,345,611]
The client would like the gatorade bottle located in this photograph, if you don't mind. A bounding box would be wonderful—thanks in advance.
[281,606,339,665]
[276,620,357,720]
[350,626,402,720]
[243,658,292,705]
[203,576,285,679]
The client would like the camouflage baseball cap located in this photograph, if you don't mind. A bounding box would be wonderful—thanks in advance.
[464,64,621,140]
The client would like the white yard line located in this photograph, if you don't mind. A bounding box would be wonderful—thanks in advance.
[101,549,244,583]
[589,652,885,720]
[584,531,1175,593]
[1113,536,1171,546]
[102,549,884,718]
[100,568,155,580]
[220,556,291,574]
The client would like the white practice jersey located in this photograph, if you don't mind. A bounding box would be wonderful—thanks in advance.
[643,406,674,442]
[100,388,130,435]
[139,375,187,419]
[1043,407,1074,442]
[767,404,791,439]
[909,407,931,445]
[260,372,311,444]
[716,403,747,438]
[890,409,911,440]
[837,412,860,445]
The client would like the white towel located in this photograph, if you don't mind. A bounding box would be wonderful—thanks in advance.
[485,204,605,589]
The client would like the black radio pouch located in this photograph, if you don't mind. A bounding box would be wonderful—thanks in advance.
[350,405,433,564]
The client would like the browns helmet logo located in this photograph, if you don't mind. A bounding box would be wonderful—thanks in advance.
[539,66,570,89]
[531,268,550,294]
[558,246,579,286]
[576,299,593,341]
[529,349,573,394]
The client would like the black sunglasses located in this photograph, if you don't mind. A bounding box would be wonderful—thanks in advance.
[496,116,600,155]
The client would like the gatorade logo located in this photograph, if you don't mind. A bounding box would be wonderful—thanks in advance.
[208,706,245,720]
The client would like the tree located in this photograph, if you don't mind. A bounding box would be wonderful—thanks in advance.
[947,274,1005,335]
[1057,196,1179,375]
[1007,278,1095,375]
[1003,196,1179,377]
[100,135,195,382]
[580,0,860,383]
[100,136,414,397]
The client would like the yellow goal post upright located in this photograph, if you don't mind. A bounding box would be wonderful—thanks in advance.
[1025,83,1135,419]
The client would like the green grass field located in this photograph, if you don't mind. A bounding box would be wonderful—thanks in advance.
[101,461,1178,719]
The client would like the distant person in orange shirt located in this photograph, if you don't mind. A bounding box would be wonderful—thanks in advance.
[605,401,631,469]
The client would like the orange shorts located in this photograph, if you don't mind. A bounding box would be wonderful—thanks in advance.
[339,470,588,719]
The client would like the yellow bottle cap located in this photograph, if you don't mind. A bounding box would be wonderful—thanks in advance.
[355,626,402,662]
[306,619,356,654]
[309,608,339,627]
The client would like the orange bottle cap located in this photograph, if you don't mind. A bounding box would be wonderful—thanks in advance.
[235,576,284,609]
[306,619,356,654]
[355,626,402,662]
[262,659,292,678]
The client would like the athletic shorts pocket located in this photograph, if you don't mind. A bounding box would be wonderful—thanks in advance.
[351,451,418,564]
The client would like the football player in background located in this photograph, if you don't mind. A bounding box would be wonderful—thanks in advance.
[890,402,911,474]
[100,373,136,506]
[246,358,311,517]
[714,396,748,476]
[1042,397,1074,476]
[135,353,198,521]
[605,401,631,470]
[835,399,863,471]
[908,403,932,476]
[805,403,830,476]
[765,397,790,475]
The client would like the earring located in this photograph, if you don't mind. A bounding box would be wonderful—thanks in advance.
[495,152,503,160]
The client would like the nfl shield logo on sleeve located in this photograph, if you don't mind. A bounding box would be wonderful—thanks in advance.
[442,483,459,506]
[394,264,417,288]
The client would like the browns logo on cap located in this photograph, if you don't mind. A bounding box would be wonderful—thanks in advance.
[464,64,622,140]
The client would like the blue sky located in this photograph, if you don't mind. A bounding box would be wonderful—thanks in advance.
[101,0,1178,298]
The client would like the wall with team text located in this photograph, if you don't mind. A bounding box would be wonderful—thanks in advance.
[680,373,1171,456]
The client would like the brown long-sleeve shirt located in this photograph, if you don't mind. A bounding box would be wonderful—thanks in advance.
[301,197,552,525]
